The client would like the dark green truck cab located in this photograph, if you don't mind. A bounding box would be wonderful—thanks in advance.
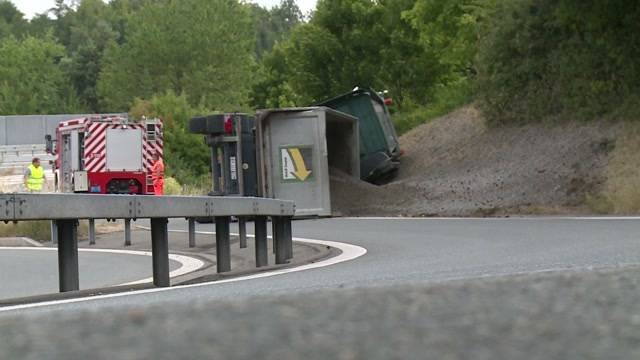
[317,87,400,183]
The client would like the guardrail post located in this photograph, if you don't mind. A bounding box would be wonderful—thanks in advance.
[57,220,79,292]
[238,217,247,249]
[271,219,277,255]
[50,220,58,245]
[124,219,132,246]
[150,218,170,287]
[215,216,231,273]
[284,216,293,260]
[88,219,96,245]
[188,218,196,248]
[273,216,288,265]
[254,216,268,267]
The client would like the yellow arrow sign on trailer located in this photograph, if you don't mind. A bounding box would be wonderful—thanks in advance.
[280,146,313,182]
[289,148,312,181]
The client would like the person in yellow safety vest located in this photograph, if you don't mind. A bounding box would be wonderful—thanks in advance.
[24,157,46,192]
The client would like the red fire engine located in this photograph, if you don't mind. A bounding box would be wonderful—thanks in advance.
[46,115,163,194]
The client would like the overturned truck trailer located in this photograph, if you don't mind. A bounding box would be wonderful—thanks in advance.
[256,107,359,217]
[190,107,361,217]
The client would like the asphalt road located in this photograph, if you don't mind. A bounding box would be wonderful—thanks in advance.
[0,248,181,299]
[5,217,640,359]
[4,217,640,314]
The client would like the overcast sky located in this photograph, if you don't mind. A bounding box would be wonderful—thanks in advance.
[11,0,318,19]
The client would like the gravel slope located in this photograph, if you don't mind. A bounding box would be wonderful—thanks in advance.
[332,106,621,216]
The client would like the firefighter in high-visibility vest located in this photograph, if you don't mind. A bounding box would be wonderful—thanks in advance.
[24,157,46,192]
[151,152,164,196]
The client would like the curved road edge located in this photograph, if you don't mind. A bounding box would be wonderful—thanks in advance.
[0,247,206,287]
[0,237,367,313]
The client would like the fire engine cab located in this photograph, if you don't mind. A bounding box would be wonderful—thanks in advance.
[45,115,163,194]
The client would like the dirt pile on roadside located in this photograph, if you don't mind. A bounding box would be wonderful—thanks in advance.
[331,105,622,217]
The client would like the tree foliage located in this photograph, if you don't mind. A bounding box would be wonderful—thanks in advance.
[61,0,118,111]
[0,35,82,114]
[476,0,640,124]
[405,0,493,80]
[251,0,478,110]
[252,0,303,58]
[0,0,27,38]
[97,0,255,112]
[130,91,211,184]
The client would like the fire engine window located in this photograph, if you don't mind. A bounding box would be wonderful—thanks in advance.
[147,124,156,141]
[78,132,85,170]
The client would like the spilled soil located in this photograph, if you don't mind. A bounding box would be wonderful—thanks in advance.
[331,105,621,217]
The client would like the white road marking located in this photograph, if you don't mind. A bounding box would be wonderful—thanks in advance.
[19,237,43,247]
[0,247,205,286]
[0,237,366,313]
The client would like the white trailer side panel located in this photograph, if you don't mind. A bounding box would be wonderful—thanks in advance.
[106,128,143,171]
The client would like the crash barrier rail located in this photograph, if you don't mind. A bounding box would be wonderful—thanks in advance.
[0,144,54,173]
[0,144,49,160]
[0,193,295,293]
[0,143,45,153]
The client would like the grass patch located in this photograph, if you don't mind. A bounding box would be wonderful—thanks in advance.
[163,177,183,195]
[393,78,472,135]
[163,176,212,196]
[590,122,640,214]
[585,194,615,215]
[0,220,89,242]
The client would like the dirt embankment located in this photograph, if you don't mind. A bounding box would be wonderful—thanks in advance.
[331,105,623,217]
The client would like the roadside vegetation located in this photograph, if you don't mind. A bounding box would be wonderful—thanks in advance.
[0,0,638,213]
[0,220,88,242]
[587,123,640,214]
[163,176,212,196]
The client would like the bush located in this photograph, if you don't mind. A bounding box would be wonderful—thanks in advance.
[393,78,472,135]
[130,91,212,186]
[476,0,640,125]
[0,220,88,242]
[596,122,640,214]
[163,177,182,195]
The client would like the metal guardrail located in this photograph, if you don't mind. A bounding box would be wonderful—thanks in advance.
[0,193,295,294]
[0,144,46,153]
[0,144,54,174]
[0,144,48,160]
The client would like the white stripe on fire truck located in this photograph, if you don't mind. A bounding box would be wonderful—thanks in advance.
[84,124,106,169]
[85,144,106,172]
[83,123,109,155]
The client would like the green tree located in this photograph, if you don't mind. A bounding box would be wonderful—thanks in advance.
[476,0,640,124]
[0,0,27,38]
[253,0,458,109]
[252,0,303,58]
[0,35,83,114]
[98,0,255,112]
[251,43,301,108]
[129,91,211,184]
[63,0,118,111]
[27,14,56,38]
[405,0,492,79]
